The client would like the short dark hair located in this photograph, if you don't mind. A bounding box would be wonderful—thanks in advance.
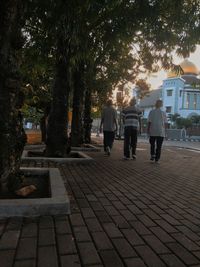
[155,100,163,108]
[129,98,136,106]
[106,99,113,106]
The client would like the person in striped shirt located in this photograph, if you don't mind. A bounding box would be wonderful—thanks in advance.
[122,98,142,160]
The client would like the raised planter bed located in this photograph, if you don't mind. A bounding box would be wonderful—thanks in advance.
[25,130,42,144]
[0,167,70,218]
[24,144,45,151]
[71,144,101,152]
[22,150,94,164]
[24,143,101,152]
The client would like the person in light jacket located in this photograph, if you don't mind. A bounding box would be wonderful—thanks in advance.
[147,100,168,163]
[100,99,118,156]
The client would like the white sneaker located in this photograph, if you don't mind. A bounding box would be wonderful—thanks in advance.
[123,156,130,160]
[132,154,137,160]
[106,146,111,156]
[150,155,155,161]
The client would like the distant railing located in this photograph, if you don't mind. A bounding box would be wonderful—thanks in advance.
[166,129,186,140]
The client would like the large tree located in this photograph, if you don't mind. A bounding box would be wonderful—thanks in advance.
[0,0,26,192]
[21,0,74,156]
[45,20,71,156]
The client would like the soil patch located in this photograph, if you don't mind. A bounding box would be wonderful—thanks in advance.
[28,150,82,158]
[0,173,50,200]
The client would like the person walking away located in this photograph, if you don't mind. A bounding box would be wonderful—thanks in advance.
[122,98,142,160]
[147,100,168,163]
[100,99,118,156]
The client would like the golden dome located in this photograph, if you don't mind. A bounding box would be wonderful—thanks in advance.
[181,59,199,75]
[167,59,199,78]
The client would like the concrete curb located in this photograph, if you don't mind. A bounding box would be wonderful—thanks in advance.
[0,168,70,218]
[71,144,101,152]
[22,150,94,164]
[166,138,200,142]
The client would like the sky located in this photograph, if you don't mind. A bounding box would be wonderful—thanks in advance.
[146,45,200,89]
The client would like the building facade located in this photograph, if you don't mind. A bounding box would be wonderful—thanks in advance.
[138,59,200,120]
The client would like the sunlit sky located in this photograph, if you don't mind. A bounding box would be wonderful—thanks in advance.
[146,45,200,90]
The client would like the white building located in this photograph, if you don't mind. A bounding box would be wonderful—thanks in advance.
[139,59,200,119]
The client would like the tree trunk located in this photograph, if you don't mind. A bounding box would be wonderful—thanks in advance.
[40,116,47,143]
[83,89,93,144]
[45,36,70,157]
[71,64,85,147]
[0,0,26,192]
[40,105,51,143]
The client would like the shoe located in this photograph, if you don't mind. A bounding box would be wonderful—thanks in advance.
[132,154,137,160]
[155,160,160,164]
[123,156,130,160]
[150,155,155,161]
[106,146,111,156]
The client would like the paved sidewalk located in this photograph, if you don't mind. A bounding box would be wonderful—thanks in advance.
[1,140,200,267]
[138,137,200,152]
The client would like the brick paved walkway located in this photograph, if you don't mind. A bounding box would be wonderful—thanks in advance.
[1,140,200,267]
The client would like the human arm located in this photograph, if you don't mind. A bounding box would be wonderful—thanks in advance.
[99,109,105,133]
[138,116,142,135]
[99,118,103,133]
[147,111,152,136]
[99,108,105,133]
[114,118,118,133]
[147,121,151,136]
[163,112,168,138]
[121,109,125,125]
[138,110,142,134]
[114,110,118,133]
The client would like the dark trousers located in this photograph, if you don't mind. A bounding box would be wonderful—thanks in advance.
[149,136,164,161]
[124,127,138,157]
[103,131,115,152]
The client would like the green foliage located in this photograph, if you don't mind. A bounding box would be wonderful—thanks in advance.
[19,0,200,143]
[21,105,43,125]
[171,114,200,129]
[135,79,150,99]
[170,113,180,122]
[190,115,200,125]
[91,109,101,119]
[176,117,193,129]
[22,1,200,109]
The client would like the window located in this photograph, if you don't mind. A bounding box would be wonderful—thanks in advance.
[116,92,122,102]
[167,90,173,96]
[186,93,190,109]
[194,94,197,110]
[166,106,172,113]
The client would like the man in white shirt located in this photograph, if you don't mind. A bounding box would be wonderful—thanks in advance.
[100,99,118,156]
[147,100,168,163]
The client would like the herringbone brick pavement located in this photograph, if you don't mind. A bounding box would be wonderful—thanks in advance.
[1,140,200,267]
